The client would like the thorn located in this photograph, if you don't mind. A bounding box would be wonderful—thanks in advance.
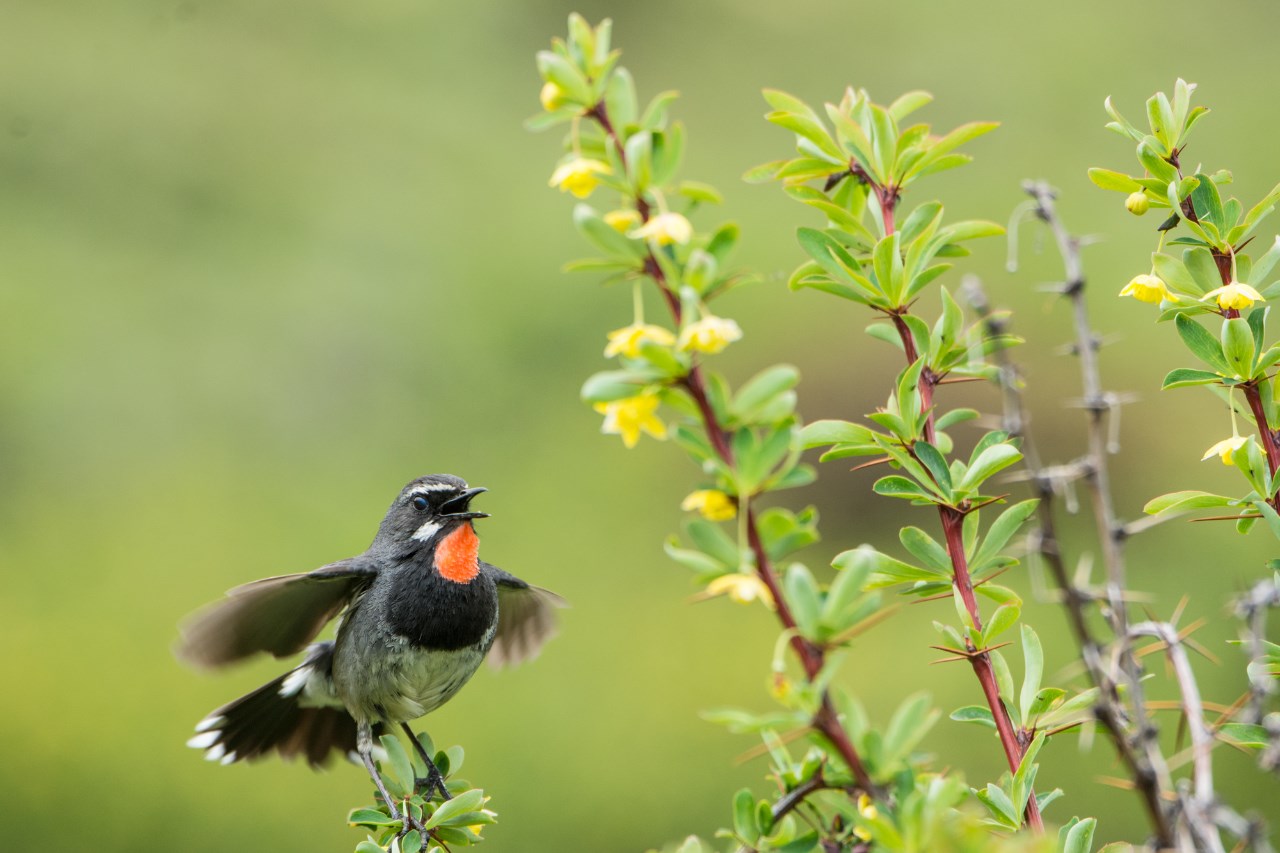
[850,457,892,472]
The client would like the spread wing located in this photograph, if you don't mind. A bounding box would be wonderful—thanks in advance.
[482,562,567,668]
[176,558,377,669]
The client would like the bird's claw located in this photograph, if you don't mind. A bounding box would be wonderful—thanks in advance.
[414,770,452,801]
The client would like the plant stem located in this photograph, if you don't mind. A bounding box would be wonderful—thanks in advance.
[878,200,1042,832]
[585,99,876,795]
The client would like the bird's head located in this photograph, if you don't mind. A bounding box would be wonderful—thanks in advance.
[377,474,488,582]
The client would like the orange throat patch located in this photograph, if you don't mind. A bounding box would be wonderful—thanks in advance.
[435,522,480,583]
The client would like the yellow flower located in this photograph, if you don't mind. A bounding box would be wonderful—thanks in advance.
[603,209,643,233]
[705,573,775,609]
[1204,281,1265,311]
[1125,191,1150,215]
[539,81,567,112]
[768,672,792,702]
[628,212,693,246]
[548,157,612,199]
[1119,273,1178,304]
[852,794,879,842]
[678,314,743,354]
[593,392,667,448]
[681,489,737,521]
[603,323,676,359]
[1202,435,1249,465]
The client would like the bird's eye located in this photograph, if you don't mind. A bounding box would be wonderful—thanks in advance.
[411,496,430,511]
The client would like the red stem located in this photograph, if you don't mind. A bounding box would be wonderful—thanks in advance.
[884,213,1042,830]
[585,100,876,794]
[1216,260,1280,493]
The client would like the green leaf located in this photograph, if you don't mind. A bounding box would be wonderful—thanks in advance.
[1222,317,1256,378]
[572,204,645,259]
[1088,167,1141,193]
[1061,817,1098,853]
[958,443,1022,492]
[424,789,486,829]
[800,419,874,449]
[1218,722,1270,747]
[783,564,822,637]
[401,829,423,853]
[734,365,800,423]
[873,475,938,502]
[1018,624,1044,723]
[349,809,400,828]
[975,783,1019,828]
[355,841,384,853]
[1026,687,1067,721]
[687,519,741,568]
[950,705,996,729]
[972,500,1039,570]
[378,734,414,799]
[580,369,660,403]
[984,603,1021,643]
[899,526,953,573]
[1143,489,1234,516]
[733,788,759,842]
[1175,313,1231,374]
[1161,367,1223,389]
[913,441,953,496]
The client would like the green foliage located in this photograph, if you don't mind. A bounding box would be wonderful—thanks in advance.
[348,733,494,853]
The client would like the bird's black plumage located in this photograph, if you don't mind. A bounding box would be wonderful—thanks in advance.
[178,474,565,796]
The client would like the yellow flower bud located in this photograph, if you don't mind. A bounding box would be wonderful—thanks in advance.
[604,323,676,359]
[539,81,567,112]
[1119,273,1177,304]
[1204,281,1265,311]
[1125,191,1150,215]
[548,157,612,199]
[603,209,643,233]
[681,489,737,521]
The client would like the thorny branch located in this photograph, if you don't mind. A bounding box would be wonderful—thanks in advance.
[982,180,1276,851]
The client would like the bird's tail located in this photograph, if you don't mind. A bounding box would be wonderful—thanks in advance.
[185,641,369,768]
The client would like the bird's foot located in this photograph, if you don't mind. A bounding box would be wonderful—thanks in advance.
[395,812,429,841]
[414,769,452,801]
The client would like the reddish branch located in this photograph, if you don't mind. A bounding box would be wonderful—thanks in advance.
[878,187,1044,831]
[585,101,877,795]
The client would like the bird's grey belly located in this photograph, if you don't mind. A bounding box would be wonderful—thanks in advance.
[334,631,492,725]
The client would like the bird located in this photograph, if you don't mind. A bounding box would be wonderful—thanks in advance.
[177,474,564,832]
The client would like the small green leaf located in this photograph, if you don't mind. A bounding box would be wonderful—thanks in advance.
[378,735,414,799]
[1161,367,1223,389]
[800,419,874,449]
[984,603,1021,642]
[1018,625,1044,724]
[1143,489,1234,516]
[1061,817,1098,853]
[1175,313,1231,373]
[899,526,953,573]
[1217,722,1269,747]
[958,443,1022,492]
[950,705,996,729]
[1088,167,1141,193]
[1222,317,1256,378]
[424,789,486,830]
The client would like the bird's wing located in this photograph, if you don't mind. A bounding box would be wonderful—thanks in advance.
[483,562,567,668]
[176,558,378,669]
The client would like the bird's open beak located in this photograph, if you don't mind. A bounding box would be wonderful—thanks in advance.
[439,487,489,520]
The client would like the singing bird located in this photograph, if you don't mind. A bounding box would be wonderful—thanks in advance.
[178,474,564,829]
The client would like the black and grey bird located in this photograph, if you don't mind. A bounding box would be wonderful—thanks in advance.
[177,474,564,827]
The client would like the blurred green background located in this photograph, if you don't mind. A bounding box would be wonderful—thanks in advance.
[3,0,1278,849]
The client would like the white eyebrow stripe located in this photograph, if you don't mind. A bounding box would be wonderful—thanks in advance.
[411,520,443,542]
[409,483,462,495]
